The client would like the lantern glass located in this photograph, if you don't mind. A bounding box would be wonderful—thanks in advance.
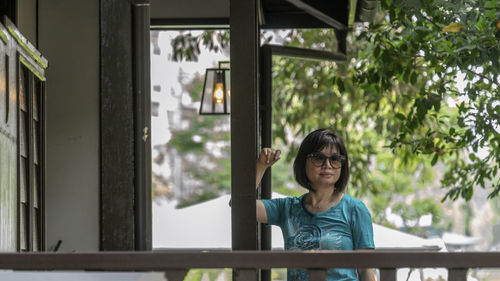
[199,68,230,115]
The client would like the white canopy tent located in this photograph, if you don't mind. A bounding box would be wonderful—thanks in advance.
[153,193,443,251]
[153,193,455,280]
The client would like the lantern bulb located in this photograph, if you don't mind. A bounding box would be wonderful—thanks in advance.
[213,83,224,104]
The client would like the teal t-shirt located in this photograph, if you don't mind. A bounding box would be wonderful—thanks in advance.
[262,194,374,281]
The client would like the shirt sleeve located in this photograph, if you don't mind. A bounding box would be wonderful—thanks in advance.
[261,197,288,227]
[351,201,375,250]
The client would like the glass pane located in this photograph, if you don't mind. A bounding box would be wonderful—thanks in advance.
[33,120,39,165]
[33,82,39,121]
[2,55,7,119]
[19,203,27,251]
[20,112,27,157]
[33,168,39,208]
[33,209,39,251]
[19,67,26,111]
[20,157,27,203]
[19,157,27,203]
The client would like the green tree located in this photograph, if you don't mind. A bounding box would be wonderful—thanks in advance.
[171,0,500,203]
[357,0,500,202]
[160,71,231,207]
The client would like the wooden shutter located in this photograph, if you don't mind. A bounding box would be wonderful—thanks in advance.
[0,17,47,252]
[18,64,45,251]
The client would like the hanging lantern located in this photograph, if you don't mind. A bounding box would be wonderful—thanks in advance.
[199,62,230,115]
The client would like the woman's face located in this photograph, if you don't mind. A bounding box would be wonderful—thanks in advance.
[305,145,342,190]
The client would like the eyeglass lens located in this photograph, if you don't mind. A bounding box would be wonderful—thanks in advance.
[309,153,343,168]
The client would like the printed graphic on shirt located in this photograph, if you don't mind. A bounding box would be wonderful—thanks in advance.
[286,224,321,250]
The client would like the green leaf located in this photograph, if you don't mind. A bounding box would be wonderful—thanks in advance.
[431,153,439,166]
[462,187,474,200]
[410,72,418,84]
[395,113,406,120]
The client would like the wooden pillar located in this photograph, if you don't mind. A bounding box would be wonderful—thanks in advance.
[100,0,151,251]
[132,0,152,251]
[230,0,259,279]
[259,45,273,281]
[308,269,327,281]
[379,269,396,281]
[448,269,468,281]
[100,0,135,251]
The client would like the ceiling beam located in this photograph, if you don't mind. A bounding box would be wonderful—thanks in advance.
[285,0,348,31]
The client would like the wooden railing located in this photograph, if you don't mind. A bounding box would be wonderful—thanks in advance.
[1,251,500,281]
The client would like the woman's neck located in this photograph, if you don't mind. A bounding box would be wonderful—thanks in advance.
[306,188,343,211]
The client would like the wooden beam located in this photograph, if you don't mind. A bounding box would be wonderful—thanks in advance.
[100,0,135,251]
[230,0,259,251]
[448,269,468,281]
[1,251,500,270]
[132,0,152,251]
[379,269,396,281]
[285,0,347,31]
[266,44,346,62]
[259,44,273,281]
[230,0,260,279]
[308,269,327,281]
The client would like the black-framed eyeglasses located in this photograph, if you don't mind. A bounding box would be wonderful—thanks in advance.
[306,152,346,169]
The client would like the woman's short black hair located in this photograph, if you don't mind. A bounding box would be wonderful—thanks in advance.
[293,129,349,193]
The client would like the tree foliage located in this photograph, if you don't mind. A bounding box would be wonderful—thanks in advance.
[361,0,500,201]
[170,0,500,204]
[161,71,231,207]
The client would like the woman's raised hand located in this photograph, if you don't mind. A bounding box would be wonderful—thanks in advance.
[257,148,281,169]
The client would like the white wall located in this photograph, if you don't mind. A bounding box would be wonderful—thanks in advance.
[38,0,100,252]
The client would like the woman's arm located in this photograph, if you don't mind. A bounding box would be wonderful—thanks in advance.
[356,249,376,281]
[256,148,280,187]
[357,268,376,281]
[256,148,280,223]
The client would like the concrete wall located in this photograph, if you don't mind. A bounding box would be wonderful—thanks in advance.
[16,0,226,252]
[38,0,100,252]
[16,0,36,45]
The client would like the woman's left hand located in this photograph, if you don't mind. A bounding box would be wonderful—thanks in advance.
[257,148,281,170]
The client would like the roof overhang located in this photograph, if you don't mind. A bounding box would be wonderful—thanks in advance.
[260,0,378,54]
[260,0,378,29]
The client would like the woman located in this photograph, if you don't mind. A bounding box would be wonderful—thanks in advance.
[255,129,376,281]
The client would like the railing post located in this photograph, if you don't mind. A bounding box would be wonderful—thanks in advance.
[379,269,397,281]
[234,269,258,281]
[164,269,188,281]
[308,269,327,281]
[448,268,468,281]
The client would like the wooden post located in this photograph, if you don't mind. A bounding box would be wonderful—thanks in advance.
[308,269,327,281]
[448,268,468,281]
[259,45,273,281]
[230,0,260,279]
[132,0,152,251]
[100,0,135,251]
[379,269,396,281]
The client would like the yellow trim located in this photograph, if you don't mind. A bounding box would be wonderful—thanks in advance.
[0,27,7,44]
[20,56,46,82]
[6,25,48,69]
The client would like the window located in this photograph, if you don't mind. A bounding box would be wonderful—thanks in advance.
[150,30,231,249]
[18,63,45,251]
